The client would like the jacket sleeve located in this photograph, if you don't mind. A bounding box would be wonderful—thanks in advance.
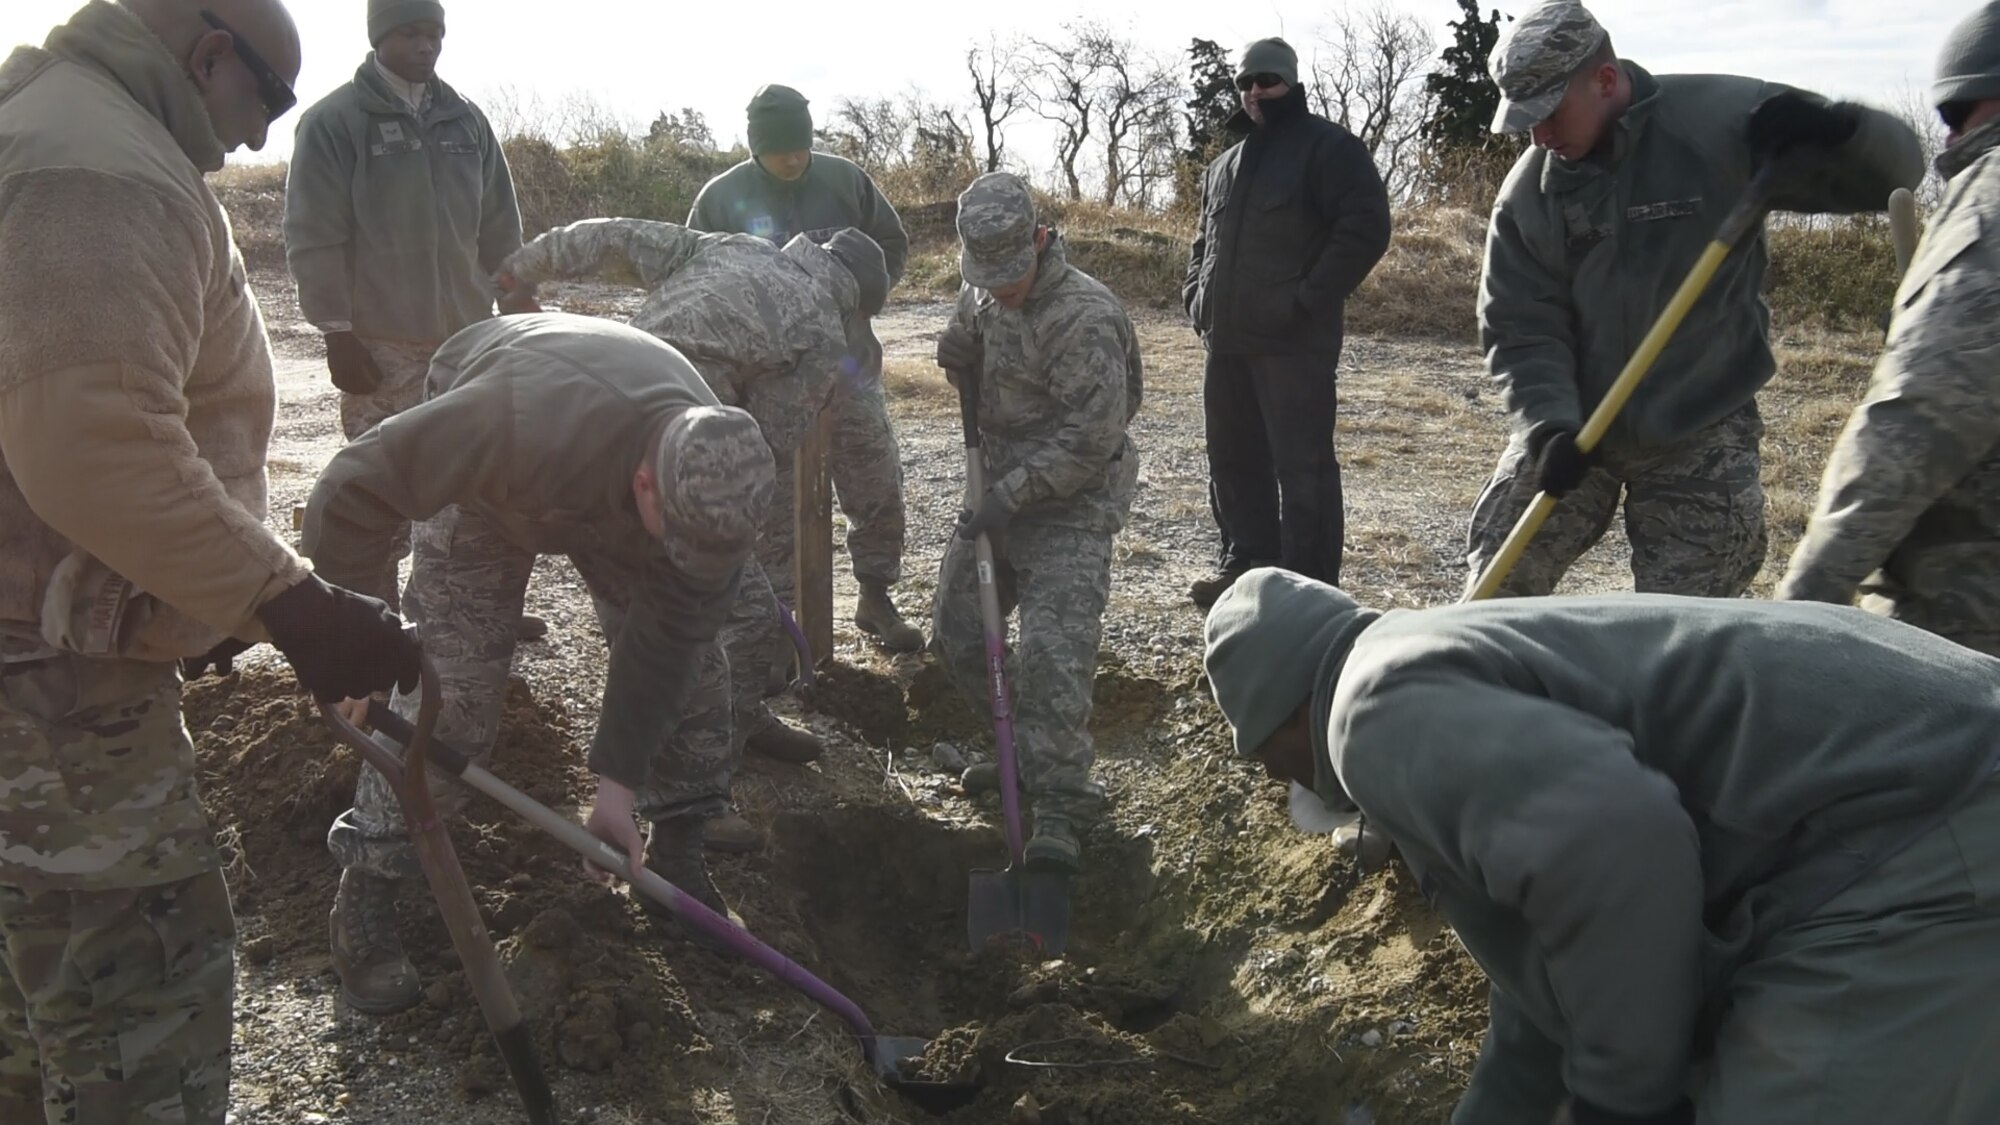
[1779,222,2000,603]
[503,218,702,292]
[589,561,737,789]
[1297,130,1392,315]
[686,178,725,232]
[475,106,524,275]
[855,168,911,288]
[284,106,359,334]
[1756,83,1925,214]
[1183,171,1209,319]
[1451,986,1572,1125]
[1480,180,1584,442]
[301,374,522,600]
[0,169,308,641]
[989,301,1133,511]
[1341,670,1704,1117]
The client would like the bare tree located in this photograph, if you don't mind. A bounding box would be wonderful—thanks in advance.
[967,36,1026,173]
[1088,30,1182,208]
[816,96,912,171]
[1891,81,1949,210]
[1026,23,1113,201]
[1310,3,1437,197]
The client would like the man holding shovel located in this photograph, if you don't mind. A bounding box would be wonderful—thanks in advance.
[302,313,774,1014]
[1780,2,2000,657]
[1204,569,2000,1125]
[1467,0,1922,598]
[932,173,1143,874]
[496,219,889,810]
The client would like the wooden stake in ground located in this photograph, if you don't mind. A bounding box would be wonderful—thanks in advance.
[793,407,836,666]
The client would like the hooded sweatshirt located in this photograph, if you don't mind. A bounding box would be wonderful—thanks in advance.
[1209,573,2000,1119]
[0,0,308,662]
[284,55,521,343]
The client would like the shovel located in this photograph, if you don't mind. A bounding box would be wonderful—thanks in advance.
[947,362,1071,954]
[1465,163,1783,601]
[352,699,974,1109]
[319,654,556,1125]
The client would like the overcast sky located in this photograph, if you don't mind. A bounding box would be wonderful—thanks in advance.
[0,0,1963,166]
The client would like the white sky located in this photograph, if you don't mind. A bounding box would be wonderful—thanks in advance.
[0,0,1962,167]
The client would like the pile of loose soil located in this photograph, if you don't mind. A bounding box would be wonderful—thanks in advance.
[188,654,1487,1124]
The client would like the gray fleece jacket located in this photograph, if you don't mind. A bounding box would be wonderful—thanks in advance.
[1303,593,2000,1120]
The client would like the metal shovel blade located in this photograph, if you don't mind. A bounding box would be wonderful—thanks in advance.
[868,1035,982,1113]
[967,866,1071,954]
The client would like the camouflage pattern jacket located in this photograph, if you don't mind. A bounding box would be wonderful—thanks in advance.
[301,314,736,790]
[502,219,855,454]
[1779,124,2000,651]
[1482,63,1923,454]
[950,235,1143,535]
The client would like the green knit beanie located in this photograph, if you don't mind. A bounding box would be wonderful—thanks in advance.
[747,84,814,156]
[370,0,445,45]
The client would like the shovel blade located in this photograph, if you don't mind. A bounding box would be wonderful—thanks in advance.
[967,866,1071,954]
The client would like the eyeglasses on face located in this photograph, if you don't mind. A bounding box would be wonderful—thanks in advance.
[1236,73,1287,92]
[199,10,296,123]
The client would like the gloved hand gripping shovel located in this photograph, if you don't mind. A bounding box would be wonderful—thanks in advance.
[1465,163,1782,601]
[350,700,973,1110]
[320,652,556,1125]
[948,362,1071,954]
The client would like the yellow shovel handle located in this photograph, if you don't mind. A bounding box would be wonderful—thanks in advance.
[1464,166,1779,603]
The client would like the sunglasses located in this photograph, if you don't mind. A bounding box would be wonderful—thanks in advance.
[1940,100,1976,133]
[1236,72,1287,92]
[199,10,297,123]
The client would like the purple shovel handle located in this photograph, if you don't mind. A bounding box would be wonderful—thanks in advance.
[772,595,816,691]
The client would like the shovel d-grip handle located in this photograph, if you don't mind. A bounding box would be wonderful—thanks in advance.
[1465,162,1781,603]
[320,655,557,1125]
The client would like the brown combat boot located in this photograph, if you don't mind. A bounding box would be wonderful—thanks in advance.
[746,719,824,763]
[855,581,925,653]
[329,869,421,1015]
[644,817,739,951]
[701,809,767,853]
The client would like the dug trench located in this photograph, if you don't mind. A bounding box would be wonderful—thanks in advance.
[186,652,1487,1124]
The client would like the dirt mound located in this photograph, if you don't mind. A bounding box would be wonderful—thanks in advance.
[189,653,1484,1124]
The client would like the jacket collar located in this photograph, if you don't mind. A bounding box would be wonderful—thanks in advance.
[1938,117,2000,182]
[41,0,225,172]
[352,54,463,122]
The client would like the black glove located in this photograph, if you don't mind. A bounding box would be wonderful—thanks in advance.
[1565,1096,1694,1125]
[254,575,420,703]
[1532,429,1600,497]
[955,488,1013,542]
[181,637,253,681]
[1746,92,1860,158]
[325,332,384,395]
[936,323,981,376]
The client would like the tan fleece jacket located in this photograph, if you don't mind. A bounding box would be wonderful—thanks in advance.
[0,1,309,662]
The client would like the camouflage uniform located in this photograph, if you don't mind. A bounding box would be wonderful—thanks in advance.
[933,176,1143,826]
[1779,123,2000,654]
[501,218,869,734]
[0,659,233,1125]
[1473,0,1922,597]
[1465,403,1767,597]
[687,149,912,596]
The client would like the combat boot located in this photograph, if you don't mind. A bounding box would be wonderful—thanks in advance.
[960,761,999,795]
[855,581,925,653]
[1189,565,1251,610]
[644,817,739,951]
[1025,816,1081,875]
[746,719,824,763]
[516,613,548,641]
[329,869,421,1015]
[702,808,767,853]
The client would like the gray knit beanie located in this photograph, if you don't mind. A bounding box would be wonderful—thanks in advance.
[369,0,444,45]
[1936,2,2000,107]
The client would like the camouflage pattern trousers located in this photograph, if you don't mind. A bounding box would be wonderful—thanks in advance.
[1464,402,1768,598]
[327,505,735,881]
[932,510,1121,825]
[0,657,232,1125]
[337,338,440,613]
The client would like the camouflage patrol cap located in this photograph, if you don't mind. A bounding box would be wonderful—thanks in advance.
[653,406,775,583]
[1487,0,1609,134]
[956,172,1038,289]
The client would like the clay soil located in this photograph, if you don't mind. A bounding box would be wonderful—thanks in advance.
[198,190,1881,1124]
